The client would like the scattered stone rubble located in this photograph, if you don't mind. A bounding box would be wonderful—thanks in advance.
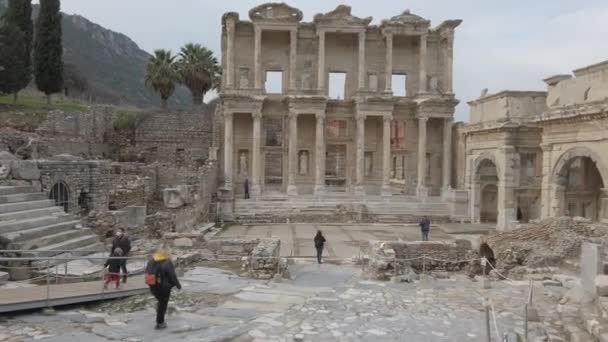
[367,240,475,280]
[241,238,283,280]
[487,216,608,276]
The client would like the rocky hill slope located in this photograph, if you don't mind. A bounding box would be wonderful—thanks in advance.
[0,1,189,107]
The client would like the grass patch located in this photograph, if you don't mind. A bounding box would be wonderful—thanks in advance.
[0,94,89,113]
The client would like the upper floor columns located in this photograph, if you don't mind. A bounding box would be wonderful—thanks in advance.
[253,24,299,92]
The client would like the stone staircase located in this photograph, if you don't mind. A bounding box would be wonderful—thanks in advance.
[0,185,102,268]
[234,194,451,224]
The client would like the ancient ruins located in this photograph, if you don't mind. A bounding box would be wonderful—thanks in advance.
[0,3,607,341]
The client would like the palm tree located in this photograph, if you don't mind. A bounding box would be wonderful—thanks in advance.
[177,43,221,105]
[145,49,179,109]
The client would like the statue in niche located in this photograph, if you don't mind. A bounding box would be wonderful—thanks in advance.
[239,152,248,176]
[428,76,440,92]
[239,68,250,89]
[299,151,308,175]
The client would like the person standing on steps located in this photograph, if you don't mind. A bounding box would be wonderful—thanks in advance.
[419,216,431,241]
[111,228,131,283]
[145,248,182,330]
[314,230,326,264]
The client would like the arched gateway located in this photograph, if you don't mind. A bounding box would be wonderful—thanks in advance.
[549,147,607,221]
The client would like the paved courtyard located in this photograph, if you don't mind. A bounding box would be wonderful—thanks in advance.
[216,223,490,258]
[0,264,562,342]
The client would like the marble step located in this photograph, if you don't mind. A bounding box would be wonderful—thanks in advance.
[23,234,101,258]
[30,242,105,269]
[0,192,47,204]
[0,214,76,234]
[0,199,55,214]
[0,186,40,196]
[0,206,65,222]
[2,220,82,243]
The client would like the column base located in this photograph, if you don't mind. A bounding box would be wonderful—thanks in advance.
[416,186,428,198]
[314,185,325,197]
[441,186,452,198]
[250,184,261,200]
[353,185,366,197]
[287,184,298,197]
[381,185,392,197]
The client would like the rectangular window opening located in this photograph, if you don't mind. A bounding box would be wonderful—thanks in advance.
[329,72,346,99]
[392,74,407,96]
[265,71,283,94]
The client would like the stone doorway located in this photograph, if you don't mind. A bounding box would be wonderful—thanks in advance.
[480,184,498,223]
[325,144,347,192]
[264,152,283,193]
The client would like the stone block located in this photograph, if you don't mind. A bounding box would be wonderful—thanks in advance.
[581,242,604,296]
[0,271,9,283]
[124,206,146,228]
[596,275,608,297]
[162,188,184,209]
[10,160,40,180]
[0,151,16,160]
[173,237,194,248]
[0,160,10,179]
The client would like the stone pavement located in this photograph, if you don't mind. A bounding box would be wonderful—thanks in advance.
[0,263,564,342]
[216,223,483,258]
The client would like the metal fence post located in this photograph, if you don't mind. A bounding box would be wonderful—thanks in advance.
[484,298,491,342]
[45,260,51,308]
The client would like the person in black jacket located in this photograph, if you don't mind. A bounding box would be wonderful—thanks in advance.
[111,228,131,283]
[148,249,182,330]
[313,230,326,264]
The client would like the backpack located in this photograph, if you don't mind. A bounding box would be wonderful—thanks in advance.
[144,259,162,286]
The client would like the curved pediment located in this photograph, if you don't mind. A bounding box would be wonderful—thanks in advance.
[381,9,430,35]
[248,3,303,23]
[387,10,429,25]
[313,5,372,27]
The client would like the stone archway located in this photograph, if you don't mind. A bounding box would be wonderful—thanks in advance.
[550,147,607,221]
[49,181,70,212]
[471,156,500,224]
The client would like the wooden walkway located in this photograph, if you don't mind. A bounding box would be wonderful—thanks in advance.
[0,276,148,313]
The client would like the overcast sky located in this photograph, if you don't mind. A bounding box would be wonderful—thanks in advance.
[54,0,608,121]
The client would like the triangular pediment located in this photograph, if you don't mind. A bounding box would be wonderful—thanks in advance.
[314,5,372,27]
[249,3,303,23]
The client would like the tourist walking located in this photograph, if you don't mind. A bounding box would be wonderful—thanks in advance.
[111,228,131,283]
[314,230,326,264]
[419,216,431,241]
[103,248,123,289]
[145,248,182,330]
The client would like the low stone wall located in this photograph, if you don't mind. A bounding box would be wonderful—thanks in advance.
[205,238,262,260]
[368,240,476,280]
[242,238,281,280]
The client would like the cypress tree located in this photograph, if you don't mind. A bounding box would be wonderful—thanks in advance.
[34,0,63,104]
[0,23,27,97]
[4,0,33,102]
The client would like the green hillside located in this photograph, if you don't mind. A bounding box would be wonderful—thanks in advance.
[0,1,190,108]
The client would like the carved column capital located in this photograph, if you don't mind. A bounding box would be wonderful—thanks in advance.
[252,111,262,120]
[224,112,234,120]
[288,111,299,120]
[355,113,367,122]
[315,112,326,120]
[418,116,429,123]
[383,114,393,123]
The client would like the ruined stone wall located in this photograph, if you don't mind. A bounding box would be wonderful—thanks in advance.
[134,107,214,165]
[368,239,475,280]
[546,61,608,107]
[36,106,115,158]
[108,162,156,209]
[468,91,546,124]
[38,159,111,214]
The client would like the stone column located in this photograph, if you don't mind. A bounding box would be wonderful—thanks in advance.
[384,32,393,93]
[317,30,326,92]
[223,112,234,190]
[289,29,298,92]
[444,35,454,93]
[225,20,235,89]
[442,118,453,192]
[418,34,427,93]
[314,112,326,195]
[357,31,366,90]
[287,111,298,196]
[382,114,393,197]
[254,26,262,90]
[251,111,262,198]
[416,117,428,197]
[354,114,366,196]
[540,143,553,219]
